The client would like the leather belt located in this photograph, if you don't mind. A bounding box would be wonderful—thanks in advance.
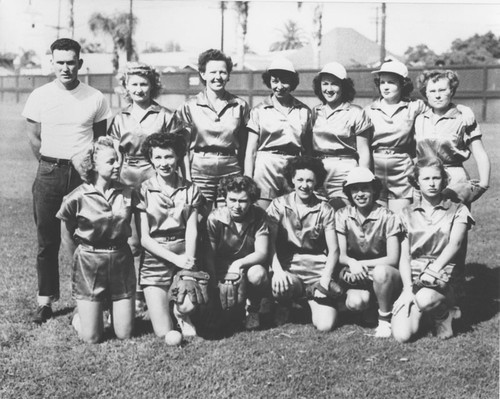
[40,155,72,166]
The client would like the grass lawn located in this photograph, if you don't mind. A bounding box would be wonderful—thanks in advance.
[0,105,498,399]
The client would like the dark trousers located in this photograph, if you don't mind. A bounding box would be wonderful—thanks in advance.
[32,159,82,300]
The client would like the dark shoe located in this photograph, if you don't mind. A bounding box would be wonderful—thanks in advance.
[33,305,53,324]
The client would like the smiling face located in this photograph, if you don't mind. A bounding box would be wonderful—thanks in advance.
[349,183,375,212]
[94,147,120,181]
[292,168,317,202]
[150,147,178,179]
[320,74,343,107]
[200,60,229,93]
[226,190,252,222]
[378,72,402,104]
[52,49,82,90]
[418,166,444,200]
[126,74,152,106]
[270,75,292,101]
[426,78,453,114]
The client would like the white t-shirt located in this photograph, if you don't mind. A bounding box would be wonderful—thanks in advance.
[22,80,111,159]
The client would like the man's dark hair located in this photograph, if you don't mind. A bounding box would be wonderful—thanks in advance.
[50,38,81,58]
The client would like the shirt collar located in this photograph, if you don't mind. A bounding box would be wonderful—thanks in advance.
[195,90,238,107]
[143,173,190,195]
[347,203,383,221]
[284,192,323,217]
[412,197,452,212]
[317,102,351,118]
[370,98,409,112]
[214,206,257,235]
[263,94,306,110]
[422,103,459,120]
[121,101,163,115]
[82,181,125,198]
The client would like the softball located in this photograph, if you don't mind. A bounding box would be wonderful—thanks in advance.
[164,330,183,346]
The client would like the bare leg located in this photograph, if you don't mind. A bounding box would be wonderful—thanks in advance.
[144,286,173,338]
[309,300,338,332]
[76,299,103,344]
[246,264,271,310]
[112,297,135,340]
[372,265,402,313]
[345,289,371,312]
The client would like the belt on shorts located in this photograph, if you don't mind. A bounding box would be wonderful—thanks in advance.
[373,147,409,155]
[40,155,72,166]
[443,162,463,168]
[194,147,236,156]
[150,232,185,241]
[123,155,146,165]
[260,148,301,156]
[313,150,356,159]
[78,242,127,252]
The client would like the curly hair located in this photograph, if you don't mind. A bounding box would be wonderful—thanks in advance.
[71,136,116,183]
[408,157,449,191]
[312,73,356,104]
[417,69,460,99]
[141,129,188,163]
[342,178,383,204]
[262,70,300,92]
[117,62,162,102]
[218,175,261,203]
[50,38,81,57]
[284,156,327,189]
[374,73,414,100]
[198,49,233,78]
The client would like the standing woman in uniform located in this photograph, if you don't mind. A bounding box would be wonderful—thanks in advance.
[57,137,137,343]
[176,49,250,214]
[414,69,490,205]
[311,62,372,210]
[245,58,312,209]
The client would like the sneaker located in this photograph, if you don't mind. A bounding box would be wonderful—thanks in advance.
[174,309,197,337]
[71,312,81,334]
[374,319,392,338]
[274,304,290,326]
[244,311,260,330]
[33,305,52,324]
[435,307,461,340]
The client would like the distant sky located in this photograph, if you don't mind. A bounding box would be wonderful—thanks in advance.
[1,0,499,58]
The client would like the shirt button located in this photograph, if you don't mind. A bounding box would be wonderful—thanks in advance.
[215,117,220,122]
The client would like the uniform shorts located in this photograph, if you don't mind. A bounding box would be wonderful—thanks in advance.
[120,156,155,190]
[373,152,413,201]
[284,253,327,286]
[319,156,358,199]
[254,151,294,200]
[191,153,240,203]
[410,257,463,297]
[139,237,185,287]
[72,245,136,302]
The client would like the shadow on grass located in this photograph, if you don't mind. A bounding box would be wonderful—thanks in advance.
[456,263,500,333]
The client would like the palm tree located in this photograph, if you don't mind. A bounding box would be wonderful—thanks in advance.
[269,20,307,52]
[88,12,138,72]
[234,1,249,70]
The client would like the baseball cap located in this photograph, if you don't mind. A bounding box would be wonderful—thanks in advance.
[343,167,376,187]
[268,58,296,73]
[319,62,347,80]
[371,60,408,78]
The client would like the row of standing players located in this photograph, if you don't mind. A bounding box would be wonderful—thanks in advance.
[26,42,490,344]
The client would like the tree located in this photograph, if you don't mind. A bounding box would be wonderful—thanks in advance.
[88,12,138,72]
[311,4,323,69]
[79,38,104,54]
[269,20,308,52]
[443,31,500,65]
[234,1,249,70]
[404,44,438,66]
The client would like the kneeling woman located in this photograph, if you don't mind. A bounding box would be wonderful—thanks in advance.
[58,137,137,343]
[392,157,474,342]
[137,132,206,339]
[267,157,340,331]
[335,167,403,338]
[206,175,271,330]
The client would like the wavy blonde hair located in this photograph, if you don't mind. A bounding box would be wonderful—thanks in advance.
[117,62,162,102]
[71,136,116,183]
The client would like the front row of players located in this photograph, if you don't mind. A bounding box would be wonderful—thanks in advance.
[58,132,472,344]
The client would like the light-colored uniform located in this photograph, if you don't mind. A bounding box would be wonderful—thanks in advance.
[414,104,481,186]
[312,102,372,199]
[176,90,250,203]
[335,204,403,281]
[365,99,427,200]
[108,102,180,189]
[247,95,312,200]
[137,174,202,286]
[267,193,335,285]
[56,182,137,301]
[206,205,269,279]
[399,198,474,285]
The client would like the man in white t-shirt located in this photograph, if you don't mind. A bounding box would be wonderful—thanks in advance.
[22,38,111,323]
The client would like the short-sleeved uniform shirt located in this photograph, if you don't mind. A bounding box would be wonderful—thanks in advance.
[414,104,481,165]
[137,174,202,237]
[335,203,403,261]
[22,81,111,159]
[267,193,335,284]
[247,95,311,152]
[176,90,250,152]
[399,198,474,278]
[207,205,270,277]
[108,101,179,157]
[56,182,137,245]
[311,102,372,156]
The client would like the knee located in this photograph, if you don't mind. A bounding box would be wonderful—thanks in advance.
[415,289,443,312]
[115,329,133,340]
[247,265,268,287]
[313,317,336,332]
[372,265,397,285]
[345,291,370,312]
[392,325,413,344]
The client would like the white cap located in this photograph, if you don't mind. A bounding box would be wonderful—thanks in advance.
[319,62,347,80]
[268,58,296,73]
[344,167,376,187]
[371,60,408,78]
